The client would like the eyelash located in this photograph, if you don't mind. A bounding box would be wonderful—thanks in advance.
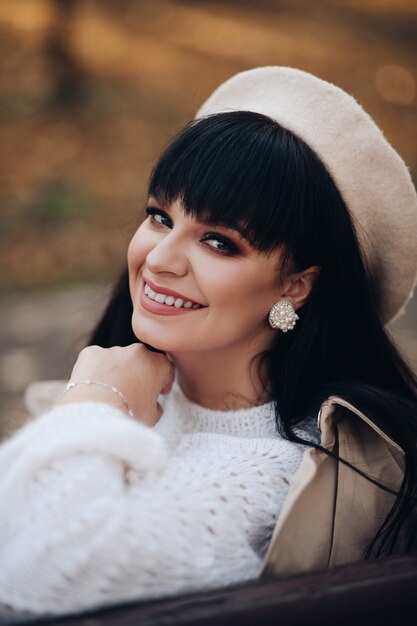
[145,207,239,255]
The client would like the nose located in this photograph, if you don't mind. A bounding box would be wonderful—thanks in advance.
[145,230,189,277]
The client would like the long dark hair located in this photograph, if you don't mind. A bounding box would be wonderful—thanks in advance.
[90,111,417,557]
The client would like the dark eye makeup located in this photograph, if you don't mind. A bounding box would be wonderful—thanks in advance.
[145,207,240,255]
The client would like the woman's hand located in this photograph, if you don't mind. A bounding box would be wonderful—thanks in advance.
[56,344,175,426]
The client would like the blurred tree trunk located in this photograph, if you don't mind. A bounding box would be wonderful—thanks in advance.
[45,0,87,109]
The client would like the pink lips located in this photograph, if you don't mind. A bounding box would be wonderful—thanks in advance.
[144,277,203,305]
[140,278,205,316]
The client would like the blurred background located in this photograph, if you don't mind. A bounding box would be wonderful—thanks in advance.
[0,0,416,437]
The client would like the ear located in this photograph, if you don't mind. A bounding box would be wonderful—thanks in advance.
[279,265,321,310]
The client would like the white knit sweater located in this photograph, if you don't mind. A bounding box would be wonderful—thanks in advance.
[0,378,316,617]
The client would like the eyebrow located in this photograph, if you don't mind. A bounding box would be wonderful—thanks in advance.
[148,194,249,241]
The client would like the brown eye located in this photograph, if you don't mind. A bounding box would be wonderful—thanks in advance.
[146,207,171,227]
[201,233,238,255]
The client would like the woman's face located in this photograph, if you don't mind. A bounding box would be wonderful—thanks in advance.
[127,195,283,354]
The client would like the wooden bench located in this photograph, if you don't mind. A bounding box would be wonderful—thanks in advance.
[1,553,416,625]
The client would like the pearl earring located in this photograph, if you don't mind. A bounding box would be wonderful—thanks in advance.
[268,300,299,332]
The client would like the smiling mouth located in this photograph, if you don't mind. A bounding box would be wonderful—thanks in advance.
[139,281,207,317]
[144,281,204,309]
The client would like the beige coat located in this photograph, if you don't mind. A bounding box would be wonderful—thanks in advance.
[24,382,405,577]
[261,395,404,577]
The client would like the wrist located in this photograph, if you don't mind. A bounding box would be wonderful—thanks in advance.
[57,381,135,418]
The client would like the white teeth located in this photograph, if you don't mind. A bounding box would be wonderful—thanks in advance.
[144,282,202,309]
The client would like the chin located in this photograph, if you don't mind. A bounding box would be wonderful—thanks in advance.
[131,317,177,352]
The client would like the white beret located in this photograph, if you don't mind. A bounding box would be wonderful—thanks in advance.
[195,66,417,325]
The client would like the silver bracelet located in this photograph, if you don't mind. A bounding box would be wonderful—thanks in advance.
[64,380,135,418]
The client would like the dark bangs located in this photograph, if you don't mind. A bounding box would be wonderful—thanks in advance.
[148,111,321,265]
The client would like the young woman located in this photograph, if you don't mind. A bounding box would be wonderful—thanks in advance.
[1,67,417,617]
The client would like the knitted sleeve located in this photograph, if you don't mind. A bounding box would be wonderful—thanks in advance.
[0,402,302,616]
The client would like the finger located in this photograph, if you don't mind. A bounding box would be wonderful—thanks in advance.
[141,341,166,354]
[156,401,163,421]
[161,362,175,394]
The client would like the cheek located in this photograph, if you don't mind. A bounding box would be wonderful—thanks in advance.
[127,226,153,299]
[199,264,274,333]
[193,268,274,350]
[203,266,269,308]
[127,226,153,275]
[212,265,279,332]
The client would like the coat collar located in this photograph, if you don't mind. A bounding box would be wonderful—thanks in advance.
[318,395,403,453]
